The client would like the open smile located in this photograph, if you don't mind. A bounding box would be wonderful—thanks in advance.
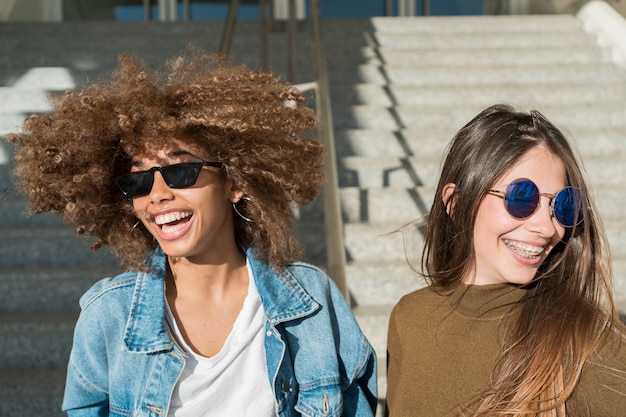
[503,239,544,259]
[152,210,193,239]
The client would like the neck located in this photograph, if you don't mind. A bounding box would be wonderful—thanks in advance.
[166,247,248,300]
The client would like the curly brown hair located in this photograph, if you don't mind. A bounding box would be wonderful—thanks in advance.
[6,50,325,271]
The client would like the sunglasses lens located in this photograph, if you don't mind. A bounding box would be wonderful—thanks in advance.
[161,163,201,189]
[503,179,540,219]
[117,171,153,197]
[116,162,212,197]
[553,187,584,227]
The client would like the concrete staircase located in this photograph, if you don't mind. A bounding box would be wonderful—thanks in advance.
[2,3,626,416]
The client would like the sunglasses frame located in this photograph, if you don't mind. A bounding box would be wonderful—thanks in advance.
[116,161,224,198]
[488,178,584,228]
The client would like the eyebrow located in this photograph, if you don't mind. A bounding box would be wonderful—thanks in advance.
[131,150,201,168]
[169,150,198,159]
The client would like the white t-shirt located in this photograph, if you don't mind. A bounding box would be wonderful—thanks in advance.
[165,261,277,417]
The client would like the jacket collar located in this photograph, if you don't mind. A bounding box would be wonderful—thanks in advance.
[123,247,319,352]
[123,247,172,353]
[247,249,319,325]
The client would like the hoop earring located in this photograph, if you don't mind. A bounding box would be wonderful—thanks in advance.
[233,197,252,223]
[133,221,141,229]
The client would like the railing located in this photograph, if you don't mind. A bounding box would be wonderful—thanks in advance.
[308,0,349,301]
[141,0,349,300]
[386,0,431,16]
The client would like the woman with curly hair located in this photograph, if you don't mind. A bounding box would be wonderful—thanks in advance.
[6,50,377,417]
[386,104,626,416]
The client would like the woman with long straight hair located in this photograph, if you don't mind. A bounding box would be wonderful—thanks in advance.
[386,104,626,416]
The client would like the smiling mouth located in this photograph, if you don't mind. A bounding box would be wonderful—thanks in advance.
[504,239,544,259]
[154,211,192,233]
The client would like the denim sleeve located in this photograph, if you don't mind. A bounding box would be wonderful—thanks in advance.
[62,311,110,415]
[342,342,378,417]
[280,264,379,417]
[324,275,378,417]
[61,280,117,416]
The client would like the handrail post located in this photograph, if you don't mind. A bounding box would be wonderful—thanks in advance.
[287,0,296,82]
[143,0,151,20]
[309,0,349,301]
[423,0,431,16]
[220,0,240,54]
[183,0,191,20]
[259,0,270,70]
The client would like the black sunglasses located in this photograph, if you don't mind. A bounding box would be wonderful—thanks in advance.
[488,178,584,227]
[116,161,224,198]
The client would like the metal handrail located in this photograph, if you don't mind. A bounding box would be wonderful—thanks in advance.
[386,0,431,16]
[308,0,349,300]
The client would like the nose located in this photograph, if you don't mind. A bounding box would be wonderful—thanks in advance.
[527,195,560,236]
[148,171,174,204]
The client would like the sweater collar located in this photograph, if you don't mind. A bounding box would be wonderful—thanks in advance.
[447,283,527,319]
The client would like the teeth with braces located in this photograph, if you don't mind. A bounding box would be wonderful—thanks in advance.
[503,239,544,259]
[155,211,192,225]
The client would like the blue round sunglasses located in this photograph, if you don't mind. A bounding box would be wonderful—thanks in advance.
[488,178,584,228]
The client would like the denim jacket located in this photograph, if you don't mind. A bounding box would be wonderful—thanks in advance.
[62,248,377,417]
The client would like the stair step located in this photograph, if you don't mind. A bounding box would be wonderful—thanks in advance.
[0,312,77,368]
[0,266,120,313]
[347,262,423,308]
[0,366,66,417]
[332,63,623,87]
[352,305,391,370]
[370,30,595,50]
[371,47,606,66]
[332,103,626,131]
[330,83,626,108]
[0,228,118,268]
[0,193,65,228]
[334,127,626,159]
[0,87,53,113]
[0,113,26,137]
[370,15,582,33]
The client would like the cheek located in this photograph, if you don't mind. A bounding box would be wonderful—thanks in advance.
[553,224,566,245]
[475,197,508,230]
[131,197,149,218]
[473,198,520,243]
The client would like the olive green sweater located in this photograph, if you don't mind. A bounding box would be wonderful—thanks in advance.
[386,284,626,416]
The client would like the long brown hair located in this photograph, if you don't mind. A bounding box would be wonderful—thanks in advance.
[423,104,619,415]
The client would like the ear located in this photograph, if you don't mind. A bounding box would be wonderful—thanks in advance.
[442,183,456,217]
[228,182,245,204]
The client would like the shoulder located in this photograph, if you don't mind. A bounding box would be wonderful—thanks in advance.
[587,323,626,371]
[282,261,354,308]
[71,271,141,351]
[570,325,626,414]
[78,270,139,310]
[391,285,445,318]
[285,261,333,288]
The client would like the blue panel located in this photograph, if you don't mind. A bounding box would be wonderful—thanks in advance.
[115,4,260,21]
[319,0,385,18]
[115,0,485,20]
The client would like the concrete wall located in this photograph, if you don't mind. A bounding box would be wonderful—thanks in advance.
[530,0,626,15]
[0,0,62,21]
